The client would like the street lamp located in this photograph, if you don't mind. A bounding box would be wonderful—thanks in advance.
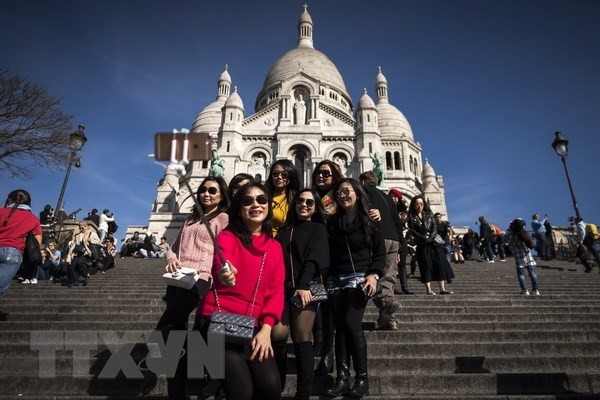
[551,131,582,220]
[54,125,87,222]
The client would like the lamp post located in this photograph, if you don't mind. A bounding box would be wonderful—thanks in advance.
[551,131,582,220]
[54,125,87,221]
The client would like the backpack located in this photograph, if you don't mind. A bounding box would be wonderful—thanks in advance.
[108,220,118,234]
[586,223,599,240]
[493,225,504,236]
[487,223,497,238]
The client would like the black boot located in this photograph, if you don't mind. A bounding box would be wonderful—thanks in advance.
[272,338,288,391]
[314,351,334,375]
[347,333,369,397]
[315,301,335,375]
[325,333,351,397]
[293,341,314,400]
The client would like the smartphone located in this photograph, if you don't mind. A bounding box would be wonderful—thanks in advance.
[290,296,303,308]
[154,132,212,161]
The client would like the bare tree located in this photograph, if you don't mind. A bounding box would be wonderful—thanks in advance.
[0,68,74,179]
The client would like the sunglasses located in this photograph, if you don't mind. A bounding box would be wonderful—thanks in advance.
[295,197,315,207]
[271,171,289,179]
[317,169,332,178]
[199,186,219,195]
[241,194,269,206]
[334,188,354,198]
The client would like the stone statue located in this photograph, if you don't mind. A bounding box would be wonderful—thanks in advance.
[372,152,384,185]
[294,94,306,125]
[208,149,225,177]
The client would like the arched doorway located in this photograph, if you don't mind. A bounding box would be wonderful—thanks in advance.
[288,145,311,187]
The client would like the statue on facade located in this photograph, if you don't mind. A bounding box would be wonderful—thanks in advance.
[208,149,225,177]
[294,94,306,125]
[372,152,384,186]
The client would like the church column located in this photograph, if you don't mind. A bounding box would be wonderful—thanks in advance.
[309,95,318,124]
[280,95,291,126]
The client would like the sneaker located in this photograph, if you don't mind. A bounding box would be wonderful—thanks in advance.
[499,259,507,262]
[49,277,53,282]
[486,260,495,264]
[533,290,540,296]
[22,279,30,284]
[17,276,24,281]
[521,290,530,296]
[30,278,37,284]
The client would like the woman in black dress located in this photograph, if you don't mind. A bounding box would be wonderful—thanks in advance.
[274,188,329,399]
[406,195,454,295]
[325,178,385,398]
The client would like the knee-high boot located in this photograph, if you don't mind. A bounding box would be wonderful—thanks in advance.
[347,332,369,397]
[315,301,334,375]
[272,338,288,391]
[293,341,314,400]
[325,332,351,397]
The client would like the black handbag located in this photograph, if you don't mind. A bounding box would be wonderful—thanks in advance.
[208,253,266,344]
[289,228,327,307]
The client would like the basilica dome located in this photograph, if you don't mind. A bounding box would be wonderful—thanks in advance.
[377,102,413,140]
[261,47,350,100]
[191,99,225,134]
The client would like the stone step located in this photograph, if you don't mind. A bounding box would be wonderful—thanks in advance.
[0,372,598,396]
[2,353,600,375]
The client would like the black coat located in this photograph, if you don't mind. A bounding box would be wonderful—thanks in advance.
[327,214,385,278]
[277,220,329,290]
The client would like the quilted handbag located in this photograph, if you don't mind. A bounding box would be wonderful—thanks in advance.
[346,236,382,299]
[208,311,255,345]
[162,267,199,290]
[208,253,267,344]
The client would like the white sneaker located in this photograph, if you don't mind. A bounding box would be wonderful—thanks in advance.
[487,260,495,263]
[533,290,540,296]
[499,259,507,262]
[521,290,530,296]
[22,279,30,284]
[30,278,37,284]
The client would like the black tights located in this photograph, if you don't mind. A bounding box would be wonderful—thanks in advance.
[329,288,368,373]
[194,316,281,400]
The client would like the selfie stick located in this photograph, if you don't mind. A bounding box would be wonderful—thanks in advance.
[167,131,226,266]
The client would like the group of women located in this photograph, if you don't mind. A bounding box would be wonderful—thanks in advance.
[159,158,454,400]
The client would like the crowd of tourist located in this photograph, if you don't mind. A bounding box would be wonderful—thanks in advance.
[1,159,600,400]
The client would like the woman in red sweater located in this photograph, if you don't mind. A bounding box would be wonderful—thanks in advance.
[197,181,285,400]
[0,189,42,297]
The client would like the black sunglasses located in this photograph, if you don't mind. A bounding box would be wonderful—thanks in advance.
[241,194,269,206]
[271,171,289,179]
[295,197,315,207]
[317,169,332,178]
[199,186,219,195]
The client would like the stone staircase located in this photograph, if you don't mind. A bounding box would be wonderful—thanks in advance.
[1,257,600,399]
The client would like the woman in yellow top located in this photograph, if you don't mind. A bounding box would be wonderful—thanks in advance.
[265,159,300,235]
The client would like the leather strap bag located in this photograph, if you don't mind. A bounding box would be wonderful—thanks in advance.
[208,253,266,344]
[289,227,327,306]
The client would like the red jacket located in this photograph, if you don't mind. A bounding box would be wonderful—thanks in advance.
[198,230,285,328]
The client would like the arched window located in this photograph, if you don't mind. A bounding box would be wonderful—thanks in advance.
[386,152,393,170]
[394,151,401,170]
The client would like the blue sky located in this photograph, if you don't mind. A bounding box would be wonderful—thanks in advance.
[1,0,599,237]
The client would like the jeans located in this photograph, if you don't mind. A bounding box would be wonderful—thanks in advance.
[98,229,107,242]
[535,232,548,259]
[482,240,495,261]
[516,264,538,291]
[0,247,23,296]
[583,238,600,267]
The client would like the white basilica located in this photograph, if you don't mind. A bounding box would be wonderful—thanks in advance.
[145,6,447,241]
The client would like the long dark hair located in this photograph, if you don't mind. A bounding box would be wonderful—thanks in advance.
[408,194,430,217]
[310,160,343,194]
[2,189,32,226]
[332,178,377,248]
[282,188,326,229]
[227,173,255,200]
[226,182,273,248]
[265,159,300,206]
[190,177,229,222]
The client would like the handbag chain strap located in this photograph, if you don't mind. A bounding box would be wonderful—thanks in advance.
[213,252,266,318]
[345,235,357,275]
